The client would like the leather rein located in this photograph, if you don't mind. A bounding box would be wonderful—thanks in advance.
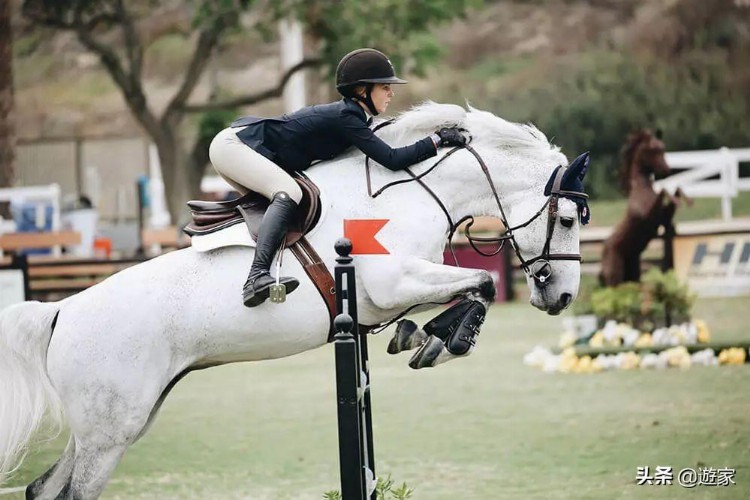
[364,120,584,287]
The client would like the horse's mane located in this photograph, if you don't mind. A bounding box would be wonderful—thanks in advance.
[619,129,652,194]
[339,101,560,160]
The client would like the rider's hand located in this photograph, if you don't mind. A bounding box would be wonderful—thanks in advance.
[435,127,467,147]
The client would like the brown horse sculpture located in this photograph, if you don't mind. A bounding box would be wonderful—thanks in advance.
[599,129,690,286]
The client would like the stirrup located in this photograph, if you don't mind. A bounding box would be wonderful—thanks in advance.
[243,273,299,308]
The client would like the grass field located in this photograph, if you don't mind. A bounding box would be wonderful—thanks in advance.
[4,296,749,500]
[587,193,750,228]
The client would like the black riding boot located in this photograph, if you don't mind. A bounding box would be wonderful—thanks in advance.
[242,192,300,307]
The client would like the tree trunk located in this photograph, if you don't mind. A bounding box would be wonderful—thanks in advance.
[155,135,204,229]
[0,0,15,219]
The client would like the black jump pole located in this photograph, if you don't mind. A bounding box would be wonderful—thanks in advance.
[333,237,376,500]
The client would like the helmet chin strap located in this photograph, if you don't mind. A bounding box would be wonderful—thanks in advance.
[352,84,379,116]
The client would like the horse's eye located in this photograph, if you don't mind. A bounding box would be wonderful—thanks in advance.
[560,216,575,228]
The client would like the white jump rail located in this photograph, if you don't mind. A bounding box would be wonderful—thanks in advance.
[0,184,63,256]
[654,147,750,221]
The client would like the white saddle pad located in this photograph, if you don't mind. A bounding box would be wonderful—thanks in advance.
[190,222,257,252]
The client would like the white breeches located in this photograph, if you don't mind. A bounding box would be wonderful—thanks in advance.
[208,127,303,203]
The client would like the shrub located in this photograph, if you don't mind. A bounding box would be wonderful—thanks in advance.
[466,51,750,199]
[589,269,695,331]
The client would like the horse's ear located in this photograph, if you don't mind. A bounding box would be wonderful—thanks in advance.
[564,151,590,182]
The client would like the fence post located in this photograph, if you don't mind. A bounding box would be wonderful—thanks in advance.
[720,147,737,222]
[12,253,30,300]
[661,219,675,273]
[333,237,376,500]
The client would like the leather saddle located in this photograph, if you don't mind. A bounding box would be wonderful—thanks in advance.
[183,174,337,340]
[184,174,322,243]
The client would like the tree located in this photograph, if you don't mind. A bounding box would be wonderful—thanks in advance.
[22,0,480,223]
[0,0,15,219]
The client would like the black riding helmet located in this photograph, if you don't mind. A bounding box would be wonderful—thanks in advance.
[335,48,407,116]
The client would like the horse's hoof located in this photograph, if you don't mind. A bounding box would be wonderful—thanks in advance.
[387,319,427,354]
[408,335,445,369]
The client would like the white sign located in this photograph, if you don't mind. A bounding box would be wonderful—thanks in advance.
[0,269,26,312]
[674,234,750,297]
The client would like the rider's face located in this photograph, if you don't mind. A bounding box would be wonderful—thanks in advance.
[369,84,394,114]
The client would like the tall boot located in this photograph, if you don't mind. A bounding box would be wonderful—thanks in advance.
[242,192,300,307]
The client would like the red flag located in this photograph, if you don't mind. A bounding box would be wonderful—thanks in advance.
[344,219,390,254]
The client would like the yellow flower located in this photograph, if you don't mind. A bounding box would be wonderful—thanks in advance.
[559,331,577,349]
[620,352,641,370]
[664,346,690,368]
[588,332,604,348]
[678,355,692,369]
[559,355,578,374]
[574,355,594,374]
[719,348,746,366]
[561,347,577,358]
[635,333,653,348]
[695,319,711,344]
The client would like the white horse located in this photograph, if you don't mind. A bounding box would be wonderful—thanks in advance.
[0,102,586,499]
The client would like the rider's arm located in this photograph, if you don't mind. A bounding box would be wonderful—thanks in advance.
[338,111,438,171]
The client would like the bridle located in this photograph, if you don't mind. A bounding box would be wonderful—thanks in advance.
[365,122,586,288]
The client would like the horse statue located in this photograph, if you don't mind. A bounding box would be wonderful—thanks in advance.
[600,129,690,286]
[0,102,589,499]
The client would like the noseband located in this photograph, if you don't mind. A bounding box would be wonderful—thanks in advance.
[365,123,585,287]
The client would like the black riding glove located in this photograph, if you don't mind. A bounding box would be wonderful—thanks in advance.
[434,127,467,147]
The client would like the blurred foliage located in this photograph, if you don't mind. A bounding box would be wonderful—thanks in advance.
[275,0,482,77]
[571,274,597,316]
[323,474,414,499]
[197,108,236,149]
[589,269,695,331]
[453,0,750,199]
[475,52,750,199]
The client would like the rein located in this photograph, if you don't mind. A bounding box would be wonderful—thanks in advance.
[364,121,583,287]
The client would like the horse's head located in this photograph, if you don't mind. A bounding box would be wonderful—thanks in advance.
[371,102,589,315]
[459,107,590,315]
[620,129,669,192]
[507,153,589,315]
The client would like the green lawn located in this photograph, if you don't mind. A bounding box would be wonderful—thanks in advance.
[5,297,749,499]
[588,192,750,228]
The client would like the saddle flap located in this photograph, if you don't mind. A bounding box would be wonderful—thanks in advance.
[184,174,321,247]
[186,191,261,213]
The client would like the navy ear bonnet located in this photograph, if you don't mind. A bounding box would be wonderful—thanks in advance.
[544,152,591,225]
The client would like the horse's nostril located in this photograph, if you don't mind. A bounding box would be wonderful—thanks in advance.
[560,293,572,308]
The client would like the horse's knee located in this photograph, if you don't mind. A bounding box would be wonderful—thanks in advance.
[476,271,496,303]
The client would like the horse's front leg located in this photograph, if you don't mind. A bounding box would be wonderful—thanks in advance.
[359,257,495,369]
[674,187,694,207]
[656,189,679,227]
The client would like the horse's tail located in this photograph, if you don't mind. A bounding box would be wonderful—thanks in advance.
[0,301,64,484]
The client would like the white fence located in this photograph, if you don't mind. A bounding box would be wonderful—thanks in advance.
[654,147,750,221]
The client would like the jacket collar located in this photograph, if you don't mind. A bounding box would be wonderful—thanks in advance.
[343,98,371,124]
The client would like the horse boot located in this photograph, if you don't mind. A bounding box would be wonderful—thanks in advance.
[422,298,475,340]
[442,301,486,355]
[422,299,486,355]
[242,192,300,307]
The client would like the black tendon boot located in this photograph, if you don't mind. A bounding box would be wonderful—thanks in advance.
[242,192,300,307]
[423,299,486,356]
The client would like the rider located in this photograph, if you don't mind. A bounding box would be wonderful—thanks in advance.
[209,48,467,308]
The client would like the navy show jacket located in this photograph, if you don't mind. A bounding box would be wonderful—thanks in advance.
[231,98,437,172]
